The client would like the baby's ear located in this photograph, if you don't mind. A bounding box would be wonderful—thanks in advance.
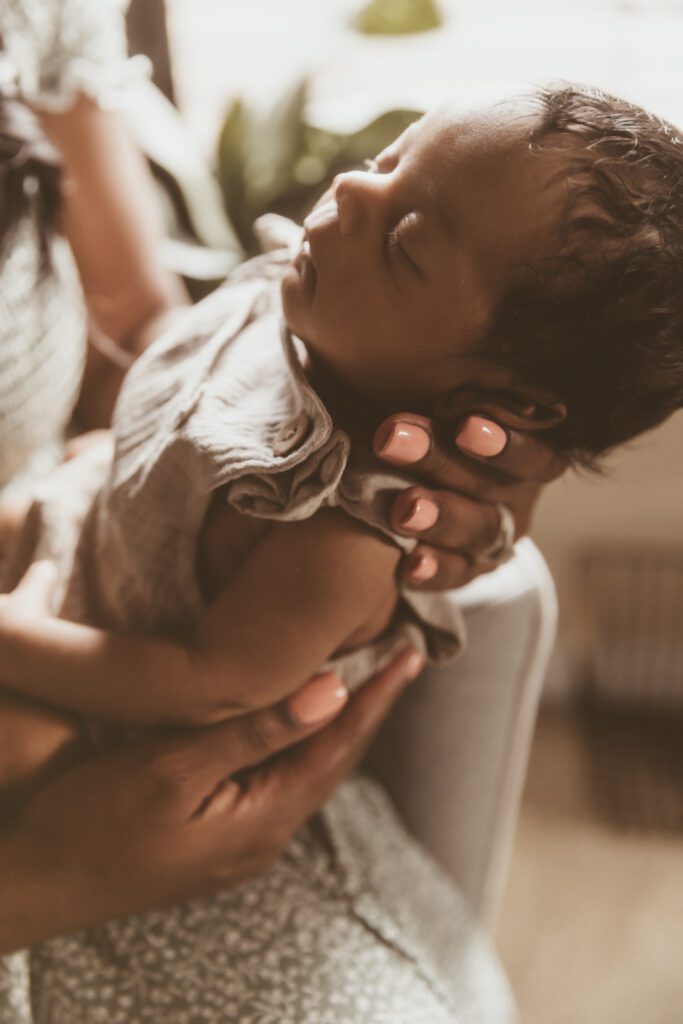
[435,385,567,432]
[505,397,567,430]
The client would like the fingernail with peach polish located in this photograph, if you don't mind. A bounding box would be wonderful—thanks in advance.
[455,416,507,458]
[400,497,439,533]
[404,650,426,680]
[376,423,431,465]
[289,673,348,725]
[409,552,438,582]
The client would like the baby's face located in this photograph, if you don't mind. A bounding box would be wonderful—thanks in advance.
[281,95,563,411]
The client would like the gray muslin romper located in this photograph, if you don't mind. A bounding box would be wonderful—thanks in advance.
[0,223,516,1024]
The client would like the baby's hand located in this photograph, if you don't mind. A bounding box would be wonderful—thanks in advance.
[0,561,58,626]
[63,429,111,462]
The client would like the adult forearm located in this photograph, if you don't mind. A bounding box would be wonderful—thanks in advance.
[37,94,189,429]
[39,95,188,347]
[0,815,147,953]
[75,306,190,430]
[0,825,73,954]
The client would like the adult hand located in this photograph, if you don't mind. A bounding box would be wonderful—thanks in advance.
[0,647,422,954]
[374,406,567,590]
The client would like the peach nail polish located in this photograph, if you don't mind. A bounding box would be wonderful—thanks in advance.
[409,553,438,581]
[400,497,439,533]
[404,651,426,679]
[456,416,507,458]
[376,423,431,465]
[289,673,348,725]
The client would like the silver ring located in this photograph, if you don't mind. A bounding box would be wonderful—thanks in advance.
[479,503,516,564]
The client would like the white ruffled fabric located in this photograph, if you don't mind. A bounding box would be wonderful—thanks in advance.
[1,0,150,112]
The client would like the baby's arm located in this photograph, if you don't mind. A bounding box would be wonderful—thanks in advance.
[0,510,400,727]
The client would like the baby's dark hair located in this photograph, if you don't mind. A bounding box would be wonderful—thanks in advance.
[484,84,683,467]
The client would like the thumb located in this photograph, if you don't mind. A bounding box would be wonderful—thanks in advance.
[145,673,350,814]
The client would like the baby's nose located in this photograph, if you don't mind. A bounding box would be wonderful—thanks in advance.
[303,198,339,236]
[333,170,379,236]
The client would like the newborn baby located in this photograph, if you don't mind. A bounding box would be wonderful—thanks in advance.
[1,82,682,791]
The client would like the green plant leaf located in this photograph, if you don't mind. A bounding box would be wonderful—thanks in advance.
[354,0,443,36]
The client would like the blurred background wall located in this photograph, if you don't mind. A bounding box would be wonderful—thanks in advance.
[535,410,683,699]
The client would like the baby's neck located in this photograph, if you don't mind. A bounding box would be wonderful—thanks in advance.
[302,347,384,446]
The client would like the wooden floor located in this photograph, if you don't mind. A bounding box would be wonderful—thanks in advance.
[498,711,683,1024]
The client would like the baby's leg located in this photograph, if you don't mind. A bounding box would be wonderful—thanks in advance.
[0,691,87,815]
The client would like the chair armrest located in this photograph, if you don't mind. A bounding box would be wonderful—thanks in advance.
[366,538,557,930]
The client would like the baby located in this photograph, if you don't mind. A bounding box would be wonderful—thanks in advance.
[1,83,683,801]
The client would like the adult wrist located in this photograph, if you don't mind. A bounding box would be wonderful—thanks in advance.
[118,301,190,359]
[0,821,65,953]
[0,811,109,953]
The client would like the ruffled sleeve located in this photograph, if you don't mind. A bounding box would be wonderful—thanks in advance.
[1,0,150,111]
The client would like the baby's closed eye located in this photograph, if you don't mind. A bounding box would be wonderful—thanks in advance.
[385,213,425,278]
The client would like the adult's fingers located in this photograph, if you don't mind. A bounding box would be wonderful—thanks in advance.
[399,544,493,591]
[374,413,566,490]
[390,473,539,545]
[391,483,539,590]
[390,486,504,554]
[455,414,567,484]
[387,470,545,589]
[245,647,425,830]
[139,672,350,814]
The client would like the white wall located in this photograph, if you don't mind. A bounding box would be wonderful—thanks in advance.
[531,410,683,699]
[167,0,683,153]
